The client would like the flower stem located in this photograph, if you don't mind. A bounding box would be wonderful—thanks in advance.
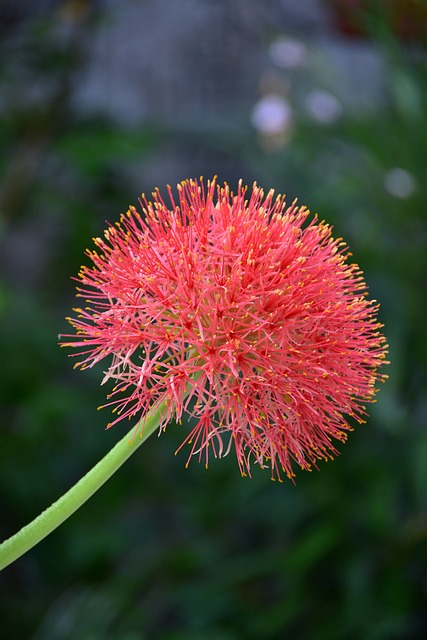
[0,405,164,571]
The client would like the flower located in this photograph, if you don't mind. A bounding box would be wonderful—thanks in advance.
[384,167,416,199]
[305,90,342,125]
[251,94,293,136]
[269,37,308,69]
[62,178,388,481]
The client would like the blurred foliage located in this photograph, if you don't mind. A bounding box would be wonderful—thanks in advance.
[0,2,426,639]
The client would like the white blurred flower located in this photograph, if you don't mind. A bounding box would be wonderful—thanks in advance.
[384,168,415,199]
[269,38,308,69]
[251,94,293,135]
[305,90,342,124]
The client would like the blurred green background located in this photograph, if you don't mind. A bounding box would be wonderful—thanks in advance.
[0,1,426,638]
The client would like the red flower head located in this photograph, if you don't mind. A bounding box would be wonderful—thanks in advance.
[62,178,388,481]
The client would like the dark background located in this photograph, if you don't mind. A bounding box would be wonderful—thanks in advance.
[1,1,426,638]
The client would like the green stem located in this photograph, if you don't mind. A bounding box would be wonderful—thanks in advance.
[0,404,164,571]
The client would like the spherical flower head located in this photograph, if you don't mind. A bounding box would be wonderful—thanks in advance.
[62,178,388,481]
